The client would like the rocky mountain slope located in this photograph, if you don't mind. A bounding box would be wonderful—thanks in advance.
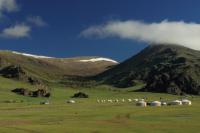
[96,44,200,95]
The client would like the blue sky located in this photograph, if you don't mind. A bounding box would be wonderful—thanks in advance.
[0,0,200,61]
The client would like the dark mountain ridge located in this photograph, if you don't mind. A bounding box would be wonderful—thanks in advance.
[97,44,200,95]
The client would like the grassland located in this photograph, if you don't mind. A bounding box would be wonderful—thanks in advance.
[0,77,199,133]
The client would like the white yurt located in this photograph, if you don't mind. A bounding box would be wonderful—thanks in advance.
[40,100,49,105]
[136,101,147,107]
[150,101,161,106]
[66,100,76,103]
[161,102,167,106]
[133,99,138,102]
[139,99,145,101]
[169,100,182,105]
[182,99,192,105]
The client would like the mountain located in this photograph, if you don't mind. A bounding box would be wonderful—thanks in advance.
[0,50,118,84]
[97,44,200,95]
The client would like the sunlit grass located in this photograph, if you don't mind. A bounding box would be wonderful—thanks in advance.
[0,77,199,133]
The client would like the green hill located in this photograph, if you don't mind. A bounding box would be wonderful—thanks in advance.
[96,44,200,95]
[0,50,117,84]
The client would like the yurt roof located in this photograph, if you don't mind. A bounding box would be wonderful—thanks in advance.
[182,99,191,102]
[151,101,161,103]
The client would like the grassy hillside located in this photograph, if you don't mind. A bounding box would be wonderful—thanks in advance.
[0,76,199,133]
[97,44,200,95]
[0,50,117,83]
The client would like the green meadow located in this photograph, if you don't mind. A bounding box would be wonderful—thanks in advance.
[0,76,199,133]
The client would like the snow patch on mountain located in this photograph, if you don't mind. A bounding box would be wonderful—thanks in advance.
[11,51,118,63]
[79,58,118,63]
[12,51,53,59]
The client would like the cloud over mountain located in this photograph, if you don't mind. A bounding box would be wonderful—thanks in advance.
[81,20,200,50]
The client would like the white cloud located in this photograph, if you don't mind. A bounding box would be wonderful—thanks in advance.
[27,16,47,27]
[0,0,19,15]
[1,24,31,38]
[0,1,47,40]
[81,20,200,50]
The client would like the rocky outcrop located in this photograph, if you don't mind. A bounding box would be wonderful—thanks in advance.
[12,88,50,97]
[0,65,40,84]
[71,92,89,98]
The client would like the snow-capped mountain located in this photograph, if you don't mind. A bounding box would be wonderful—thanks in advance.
[0,50,118,83]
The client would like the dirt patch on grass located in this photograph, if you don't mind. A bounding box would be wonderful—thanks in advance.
[173,113,192,118]
[90,131,101,133]
[8,127,42,133]
[0,119,32,126]
[97,113,134,126]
